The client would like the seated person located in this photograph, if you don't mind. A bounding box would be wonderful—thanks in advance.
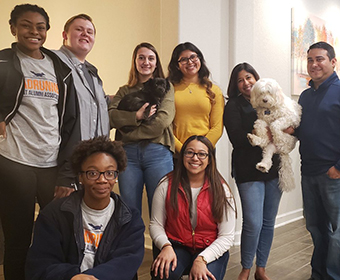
[26,136,145,280]
[150,135,236,280]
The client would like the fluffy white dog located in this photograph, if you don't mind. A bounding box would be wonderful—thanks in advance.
[247,78,301,192]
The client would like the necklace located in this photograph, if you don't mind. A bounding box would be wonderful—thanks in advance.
[183,82,193,93]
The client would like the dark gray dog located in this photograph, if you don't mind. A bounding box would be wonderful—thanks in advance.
[117,78,170,130]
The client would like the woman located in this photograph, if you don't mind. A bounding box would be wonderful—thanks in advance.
[168,42,224,153]
[26,136,145,280]
[109,42,175,214]
[0,4,76,280]
[223,63,282,280]
[150,135,235,280]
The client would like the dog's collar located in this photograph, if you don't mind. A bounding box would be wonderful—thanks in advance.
[264,109,271,115]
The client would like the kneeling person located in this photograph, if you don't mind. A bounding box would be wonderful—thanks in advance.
[26,136,145,280]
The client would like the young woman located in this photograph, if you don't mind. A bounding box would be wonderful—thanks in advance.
[168,42,224,153]
[26,136,145,280]
[223,63,282,280]
[0,4,76,280]
[109,42,174,214]
[150,135,235,280]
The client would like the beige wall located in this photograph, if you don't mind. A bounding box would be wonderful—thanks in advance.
[1,0,178,248]
[0,0,178,96]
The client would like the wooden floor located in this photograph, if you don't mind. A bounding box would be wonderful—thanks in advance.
[0,219,312,280]
[138,219,313,280]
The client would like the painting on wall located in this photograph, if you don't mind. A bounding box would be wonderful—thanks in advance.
[291,8,340,95]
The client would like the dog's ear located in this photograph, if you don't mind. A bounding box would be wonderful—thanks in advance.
[273,81,285,105]
[142,78,154,91]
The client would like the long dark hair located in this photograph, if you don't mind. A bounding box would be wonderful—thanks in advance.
[227,62,260,99]
[127,42,165,87]
[167,135,233,223]
[168,42,216,104]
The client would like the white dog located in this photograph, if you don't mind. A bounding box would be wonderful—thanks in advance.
[247,78,301,192]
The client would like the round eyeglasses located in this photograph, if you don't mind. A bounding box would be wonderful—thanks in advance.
[183,150,209,160]
[80,170,119,181]
[177,54,199,65]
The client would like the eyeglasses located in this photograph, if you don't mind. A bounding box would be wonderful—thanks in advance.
[177,54,199,65]
[184,150,209,160]
[80,170,119,181]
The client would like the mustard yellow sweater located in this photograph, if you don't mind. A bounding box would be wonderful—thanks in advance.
[173,82,224,152]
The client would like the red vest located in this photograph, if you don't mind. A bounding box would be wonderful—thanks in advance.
[165,177,218,250]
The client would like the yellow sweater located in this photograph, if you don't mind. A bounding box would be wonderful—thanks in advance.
[173,82,225,152]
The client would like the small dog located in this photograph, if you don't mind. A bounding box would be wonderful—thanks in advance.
[117,77,170,121]
[247,78,301,192]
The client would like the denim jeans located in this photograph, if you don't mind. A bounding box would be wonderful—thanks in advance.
[118,143,173,215]
[237,178,282,269]
[0,155,57,280]
[152,244,229,280]
[302,173,340,280]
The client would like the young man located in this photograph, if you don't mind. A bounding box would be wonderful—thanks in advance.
[54,14,111,197]
[26,137,145,280]
[297,41,340,280]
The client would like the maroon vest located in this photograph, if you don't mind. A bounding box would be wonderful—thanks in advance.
[165,177,218,250]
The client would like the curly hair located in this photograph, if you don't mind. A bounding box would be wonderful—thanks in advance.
[71,136,127,175]
[127,42,165,87]
[9,4,50,30]
[168,135,234,223]
[167,42,215,104]
[227,62,260,99]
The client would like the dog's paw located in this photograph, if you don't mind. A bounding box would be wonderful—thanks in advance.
[247,133,257,146]
[256,162,271,173]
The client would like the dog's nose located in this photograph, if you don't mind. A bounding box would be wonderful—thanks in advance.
[263,99,268,103]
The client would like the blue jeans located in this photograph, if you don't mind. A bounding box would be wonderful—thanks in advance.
[118,143,173,214]
[152,244,229,280]
[237,178,282,269]
[302,173,340,280]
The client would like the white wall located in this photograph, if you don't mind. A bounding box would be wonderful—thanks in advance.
[178,0,340,243]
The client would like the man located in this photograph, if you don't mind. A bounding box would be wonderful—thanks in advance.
[54,14,111,197]
[26,137,144,280]
[297,41,340,280]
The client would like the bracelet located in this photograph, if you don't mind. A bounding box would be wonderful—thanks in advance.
[161,243,172,250]
[195,256,207,265]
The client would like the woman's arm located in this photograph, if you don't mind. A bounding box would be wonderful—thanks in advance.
[0,121,6,138]
[121,84,175,141]
[149,178,171,249]
[149,178,178,279]
[108,85,143,129]
[205,85,224,146]
[223,98,253,148]
[198,184,236,263]
[25,212,80,280]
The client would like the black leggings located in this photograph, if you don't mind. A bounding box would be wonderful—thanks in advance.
[0,155,57,280]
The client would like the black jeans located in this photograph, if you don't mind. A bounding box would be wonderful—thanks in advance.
[0,155,57,280]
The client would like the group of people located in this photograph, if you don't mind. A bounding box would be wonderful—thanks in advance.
[224,42,340,280]
[0,3,339,280]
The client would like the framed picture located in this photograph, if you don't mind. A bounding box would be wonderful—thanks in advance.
[291,8,340,95]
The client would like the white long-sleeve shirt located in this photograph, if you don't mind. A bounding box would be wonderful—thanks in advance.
[149,178,236,264]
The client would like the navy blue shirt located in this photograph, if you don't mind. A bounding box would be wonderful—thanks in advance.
[298,72,340,175]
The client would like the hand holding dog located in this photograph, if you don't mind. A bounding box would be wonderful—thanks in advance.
[136,103,157,120]
[0,121,6,139]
